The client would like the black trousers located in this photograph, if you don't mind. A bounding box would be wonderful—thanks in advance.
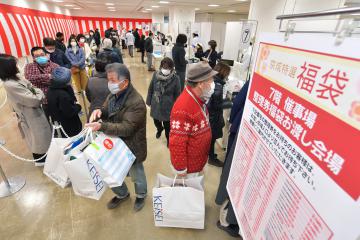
[141,50,145,63]
[209,137,218,160]
[153,119,170,144]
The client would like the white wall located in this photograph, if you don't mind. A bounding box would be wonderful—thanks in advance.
[152,13,165,23]
[0,0,71,15]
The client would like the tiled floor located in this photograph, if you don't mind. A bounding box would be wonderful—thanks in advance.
[0,50,233,240]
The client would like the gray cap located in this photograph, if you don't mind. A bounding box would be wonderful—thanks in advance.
[186,62,218,83]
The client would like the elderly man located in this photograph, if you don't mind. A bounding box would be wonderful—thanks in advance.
[169,62,217,177]
[25,46,59,118]
[86,63,148,212]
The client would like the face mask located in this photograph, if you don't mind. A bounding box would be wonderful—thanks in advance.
[80,38,85,43]
[71,42,77,47]
[161,68,171,76]
[85,35,90,39]
[35,56,48,65]
[90,33,94,36]
[201,81,215,102]
[108,80,124,94]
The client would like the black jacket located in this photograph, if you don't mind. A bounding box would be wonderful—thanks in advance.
[94,31,101,46]
[204,49,219,68]
[55,40,66,53]
[144,37,153,53]
[48,49,71,68]
[207,75,226,139]
[172,43,187,72]
[133,31,140,48]
[139,39,145,52]
[98,49,123,64]
[47,85,82,137]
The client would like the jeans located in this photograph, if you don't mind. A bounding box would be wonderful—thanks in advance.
[128,45,134,57]
[111,162,147,199]
[146,52,153,70]
[153,119,170,144]
[177,71,186,91]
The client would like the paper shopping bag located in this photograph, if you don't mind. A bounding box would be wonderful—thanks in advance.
[84,133,136,188]
[64,153,107,200]
[152,174,205,229]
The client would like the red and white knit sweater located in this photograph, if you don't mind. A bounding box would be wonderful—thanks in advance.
[169,86,212,173]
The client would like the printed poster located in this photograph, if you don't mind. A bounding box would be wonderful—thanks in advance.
[227,33,360,240]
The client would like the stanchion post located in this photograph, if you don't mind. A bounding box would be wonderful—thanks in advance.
[0,138,26,198]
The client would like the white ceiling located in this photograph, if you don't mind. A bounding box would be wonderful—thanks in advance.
[47,0,251,15]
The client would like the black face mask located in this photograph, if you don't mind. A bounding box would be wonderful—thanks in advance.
[184,44,187,48]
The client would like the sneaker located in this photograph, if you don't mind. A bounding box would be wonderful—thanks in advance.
[208,158,224,167]
[35,159,45,167]
[156,130,163,139]
[107,193,130,209]
[217,221,242,238]
[134,197,146,212]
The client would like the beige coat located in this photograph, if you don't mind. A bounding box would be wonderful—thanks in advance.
[3,78,52,154]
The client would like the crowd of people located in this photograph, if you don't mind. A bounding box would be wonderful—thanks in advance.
[0,27,249,238]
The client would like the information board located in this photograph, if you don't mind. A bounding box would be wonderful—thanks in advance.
[227,33,360,240]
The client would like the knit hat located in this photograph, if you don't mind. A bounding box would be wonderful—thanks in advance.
[186,62,218,83]
[51,67,71,87]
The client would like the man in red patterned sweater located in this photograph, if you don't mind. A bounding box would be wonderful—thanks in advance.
[169,62,217,177]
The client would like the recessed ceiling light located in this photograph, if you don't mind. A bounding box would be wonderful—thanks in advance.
[109,9,116,11]
[107,6,115,8]
[236,0,248,2]
[64,4,74,7]
[53,0,64,2]
[145,8,152,11]
[105,3,114,6]
[152,5,160,8]
[195,8,200,11]
[208,4,220,7]
[227,10,236,13]
[159,1,169,3]
[73,7,81,9]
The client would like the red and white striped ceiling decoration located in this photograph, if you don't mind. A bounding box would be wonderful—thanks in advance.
[0,3,151,58]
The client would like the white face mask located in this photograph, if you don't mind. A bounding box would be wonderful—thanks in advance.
[71,42,77,47]
[80,38,85,43]
[46,48,55,53]
[161,68,171,76]
[201,81,215,102]
[108,80,124,94]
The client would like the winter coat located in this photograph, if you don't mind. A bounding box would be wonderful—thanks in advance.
[100,84,147,163]
[94,31,101,46]
[48,48,71,68]
[144,37,153,53]
[47,84,82,137]
[139,39,145,52]
[172,43,187,72]
[3,78,51,154]
[55,39,66,53]
[133,31,140,48]
[207,75,226,139]
[86,72,110,115]
[169,86,212,173]
[146,71,181,122]
[98,48,123,64]
[204,49,219,69]
[65,47,86,69]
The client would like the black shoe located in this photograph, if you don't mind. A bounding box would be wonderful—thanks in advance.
[156,130,163,139]
[217,221,242,238]
[107,193,130,209]
[35,159,45,167]
[208,158,224,167]
[134,197,145,212]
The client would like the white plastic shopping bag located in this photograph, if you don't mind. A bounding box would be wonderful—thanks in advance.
[152,174,205,229]
[44,128,90,188]
[63,153,107,200]
[84,132,136,188]
[44,137,73,188]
